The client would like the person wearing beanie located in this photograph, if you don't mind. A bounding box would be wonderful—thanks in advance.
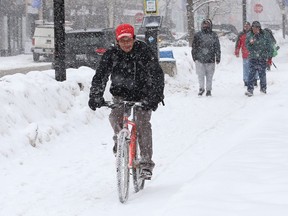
[192,18,221,96]
[245,20,274,96]
[88,23,165,179]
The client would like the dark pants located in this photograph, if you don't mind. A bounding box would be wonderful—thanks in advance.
[109,97,155,171]
[247,59,267,92]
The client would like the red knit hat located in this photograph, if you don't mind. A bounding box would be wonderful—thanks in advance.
[115,23,134,41]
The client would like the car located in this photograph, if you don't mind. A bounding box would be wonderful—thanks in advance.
[31,22,73,62]
[136,26,175,47]
[53,28,115,69]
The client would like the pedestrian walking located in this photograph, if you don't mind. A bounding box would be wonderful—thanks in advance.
[245,21,273,97]
[192,19,221,96]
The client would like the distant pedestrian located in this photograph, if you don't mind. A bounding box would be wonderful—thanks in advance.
[192,19,221,96]
[235,22,252,86]
[245,21,273,97]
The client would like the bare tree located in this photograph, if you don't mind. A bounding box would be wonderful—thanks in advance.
[186,0,228,46]
[161,0,176,28]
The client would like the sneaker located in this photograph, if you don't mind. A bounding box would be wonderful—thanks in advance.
[141,169,152,180]
[206,90,212,96]
[260,89,267,94]
[245,91,253,97]
[198,88,205,96]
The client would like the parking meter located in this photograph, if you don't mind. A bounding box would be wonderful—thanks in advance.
[142,16,162,60]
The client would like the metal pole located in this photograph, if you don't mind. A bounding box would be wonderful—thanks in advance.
[242,0,247,27]
[54,0,66,81]
[282,0,286,39]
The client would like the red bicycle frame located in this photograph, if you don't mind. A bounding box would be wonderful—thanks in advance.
[122,114,137,169]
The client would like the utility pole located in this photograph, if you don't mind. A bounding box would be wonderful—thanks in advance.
[54,0,66,81]
[282,0,286,39]
[242,0,247,27]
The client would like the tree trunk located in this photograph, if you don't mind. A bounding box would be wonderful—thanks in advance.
[186,0,195,47]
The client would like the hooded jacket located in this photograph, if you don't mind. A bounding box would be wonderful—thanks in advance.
[192,19,221,64]
[89,40,164,104]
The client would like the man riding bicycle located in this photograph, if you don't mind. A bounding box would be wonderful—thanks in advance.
[88,23,165,179]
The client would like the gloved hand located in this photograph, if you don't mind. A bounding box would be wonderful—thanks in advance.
[267,58,272,66]
[88,97,105,111]
[142,100,158,111]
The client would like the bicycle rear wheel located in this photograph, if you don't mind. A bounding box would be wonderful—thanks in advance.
[116,129,130,203]
[132,140,145,192]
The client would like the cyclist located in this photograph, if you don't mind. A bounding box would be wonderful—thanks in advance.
[88,23,165,179]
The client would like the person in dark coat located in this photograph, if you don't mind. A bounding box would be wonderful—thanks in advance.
[192,19,221,96]
[245,21,273,97]
[88,23,164,179]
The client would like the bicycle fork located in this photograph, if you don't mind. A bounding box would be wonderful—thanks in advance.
[128,123,137,168]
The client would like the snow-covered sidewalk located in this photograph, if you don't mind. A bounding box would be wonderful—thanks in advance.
[1,36,288,215]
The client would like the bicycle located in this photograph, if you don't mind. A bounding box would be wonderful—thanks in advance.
[104,101,146,203]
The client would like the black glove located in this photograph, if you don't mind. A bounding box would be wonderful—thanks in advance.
[142,100,158,111]
[88,97,105,111]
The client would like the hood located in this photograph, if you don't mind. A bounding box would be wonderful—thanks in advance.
[201,19,213,32]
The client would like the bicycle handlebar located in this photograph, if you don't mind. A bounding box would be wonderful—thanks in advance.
[102,101,143,109]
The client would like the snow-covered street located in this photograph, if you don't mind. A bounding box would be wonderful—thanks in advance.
[1,34,288,216]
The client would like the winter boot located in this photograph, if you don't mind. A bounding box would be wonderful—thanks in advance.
[206,90,212,96]
[260,88,267,94]
[198,88,205,96]
[245,91,253,97]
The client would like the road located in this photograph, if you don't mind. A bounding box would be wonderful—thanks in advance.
[0,54,52,78]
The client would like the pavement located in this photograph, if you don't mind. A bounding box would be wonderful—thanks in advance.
[0,54,52,78]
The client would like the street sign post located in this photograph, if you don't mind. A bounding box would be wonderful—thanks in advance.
[144,0,158,15]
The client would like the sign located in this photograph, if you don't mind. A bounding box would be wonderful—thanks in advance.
[254,3,263,13]
[135,12,144,23]
[144,0,158,15]
[32,0,42,9]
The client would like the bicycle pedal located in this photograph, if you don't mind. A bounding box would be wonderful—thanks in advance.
[140,169,152,180]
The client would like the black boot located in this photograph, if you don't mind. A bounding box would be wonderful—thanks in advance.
[206,90,212,96]
[198,88,205,96]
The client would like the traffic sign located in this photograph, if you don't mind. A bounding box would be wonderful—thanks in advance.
[254,3,263,13]
[135,12,144,23]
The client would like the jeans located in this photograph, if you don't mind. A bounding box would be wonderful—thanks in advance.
[243,58,249,83]
[247,59,267,92]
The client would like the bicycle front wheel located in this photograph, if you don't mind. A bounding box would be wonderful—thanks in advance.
[116,129,130,203]
[132,140,145,192]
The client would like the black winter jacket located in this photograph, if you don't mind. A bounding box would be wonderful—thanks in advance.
[89,40,164,104]
[192,28,221,64]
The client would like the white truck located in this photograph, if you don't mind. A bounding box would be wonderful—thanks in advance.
[31,24,55,62]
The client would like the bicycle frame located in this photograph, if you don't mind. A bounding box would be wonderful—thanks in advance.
[121,102,138,169]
